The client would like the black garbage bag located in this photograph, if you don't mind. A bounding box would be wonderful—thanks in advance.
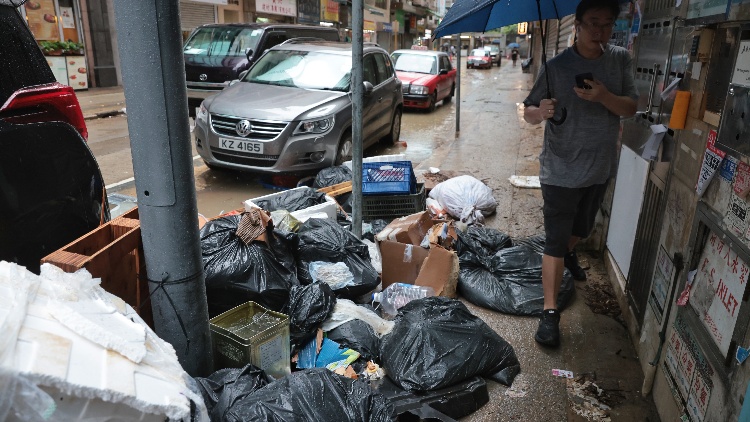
[201,215,300,315]
[456,228,575,316]
[313,165,353,189]
[253,187,327,213]
[380,297,520,391]
[326,319,381,361]
[313,166,354,213]
[193,364,274,420]
[455,226,513,257]
[284,283,337,350]
[513,234,545,255]
[225,368,395,422]
[296,218,380,299]
[362,219,390,242]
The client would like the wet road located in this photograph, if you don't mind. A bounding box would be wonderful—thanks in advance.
[95,56,515,218]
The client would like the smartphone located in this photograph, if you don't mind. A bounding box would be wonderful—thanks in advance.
[575,72,594,89]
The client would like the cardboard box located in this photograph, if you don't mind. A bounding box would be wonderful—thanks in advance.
[378,240,458,297]
[375,211,433,246]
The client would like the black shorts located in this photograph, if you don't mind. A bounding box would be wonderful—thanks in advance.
[541,181,609,257]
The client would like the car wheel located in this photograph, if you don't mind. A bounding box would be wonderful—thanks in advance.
[427,92,437,112]
[444,84,455,103]
[381,108,402,145]
[335,133,353,166]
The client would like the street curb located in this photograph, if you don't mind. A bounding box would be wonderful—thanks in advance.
[84,110,126,121]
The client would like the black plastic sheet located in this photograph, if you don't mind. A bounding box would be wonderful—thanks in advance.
[225,368,394,422]
[456,227,575,316]
[326,319,381,361]
[193,364,274,421]
[200,215,300,316]
[0,121,108,274]
[284,283,336,350]
[252,187,327,213]
[380,297,520,391]
[296,218,380,299]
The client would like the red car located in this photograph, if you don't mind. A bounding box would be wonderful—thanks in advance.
[391,49,456,112]
[467,49,492,69]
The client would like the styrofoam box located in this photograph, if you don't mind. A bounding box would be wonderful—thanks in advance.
[342,154,406,171]
[243,187,337,222]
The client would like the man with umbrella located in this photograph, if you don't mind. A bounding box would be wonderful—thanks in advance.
[522,0,637,347]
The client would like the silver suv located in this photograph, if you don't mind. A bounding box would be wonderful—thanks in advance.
[194,41,403,174]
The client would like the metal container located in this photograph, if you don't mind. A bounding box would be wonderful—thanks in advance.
[209,301,291,379]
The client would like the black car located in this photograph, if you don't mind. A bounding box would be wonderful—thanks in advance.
[0,0,108,273]
[183,23,340,117]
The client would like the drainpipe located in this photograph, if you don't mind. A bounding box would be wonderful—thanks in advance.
[642,252,684,396]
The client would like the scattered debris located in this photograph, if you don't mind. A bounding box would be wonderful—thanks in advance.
[508,175,541,188]
[567,373,625,422]
[504,378,529,398]
[552,369,574,378]
[582,273,626,327]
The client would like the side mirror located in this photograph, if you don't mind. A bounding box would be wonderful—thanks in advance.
[439,69,448,75]
[363,81,374,95]
[238,70,249,80]
[244,47,254,60]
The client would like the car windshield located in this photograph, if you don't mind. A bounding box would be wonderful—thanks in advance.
[391,53,437,74]
[183,27,261,57]
[244,50,351,91]
[484,46,499,53]
[471,49,488,57]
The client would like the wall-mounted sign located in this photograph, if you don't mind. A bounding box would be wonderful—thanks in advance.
[649,246,675,323]
[690,230,748,356]
[518,22,527,35]
[256,0,296,17]
[320,0,339,22]
[696,130,725,197]
[298,0,320,24]
[732,41,750,87]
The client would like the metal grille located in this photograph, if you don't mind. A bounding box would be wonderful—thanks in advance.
[706,27,739,114]
[210,114,287,140]
[645,0,676,14]
[627,175,666,325]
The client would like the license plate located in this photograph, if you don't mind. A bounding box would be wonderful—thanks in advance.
[218,137,264,154]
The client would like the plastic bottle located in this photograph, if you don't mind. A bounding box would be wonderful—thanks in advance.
[372,283,435,318]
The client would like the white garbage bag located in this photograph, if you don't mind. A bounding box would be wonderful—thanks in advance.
[428,175,497,225]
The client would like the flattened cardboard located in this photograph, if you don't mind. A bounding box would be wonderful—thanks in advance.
[414,246,459,298]
[379,240,458,298]
[379,240,430,288]
[376,212,433,246]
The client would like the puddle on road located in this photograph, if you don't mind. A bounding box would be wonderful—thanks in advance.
[194,166,274,217]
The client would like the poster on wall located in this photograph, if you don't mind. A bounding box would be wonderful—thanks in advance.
[689,230,748,356]
[320,0,338,22]
[732,41,750,87]
[687,0,730,22]
[695,130,725,197]
[24,0,60,41]
[60,6,75,29]
[649,246,675,323]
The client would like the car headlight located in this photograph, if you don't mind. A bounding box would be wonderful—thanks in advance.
[294,116,335,135]
[197,102,208,122]
[410,85,428,95]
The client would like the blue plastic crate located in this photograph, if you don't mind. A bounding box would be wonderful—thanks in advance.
[362,161,416,195]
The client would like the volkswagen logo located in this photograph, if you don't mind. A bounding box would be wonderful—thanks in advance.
[235,120,253,137]
[199,73,207,81]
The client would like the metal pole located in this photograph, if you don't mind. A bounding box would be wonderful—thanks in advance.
[352,0,364,239]
[112,0,212,376]
[455,33,461,136]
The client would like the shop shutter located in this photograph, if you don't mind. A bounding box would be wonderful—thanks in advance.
[180,1,217,33]
[545,19,558,58]
[557,15,575,52]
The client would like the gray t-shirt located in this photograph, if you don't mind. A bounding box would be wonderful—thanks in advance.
[523,45,638,188]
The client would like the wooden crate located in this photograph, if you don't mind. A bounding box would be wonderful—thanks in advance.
[41,207,153,327]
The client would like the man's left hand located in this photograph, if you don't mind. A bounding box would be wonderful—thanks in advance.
[573,79,609,103]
